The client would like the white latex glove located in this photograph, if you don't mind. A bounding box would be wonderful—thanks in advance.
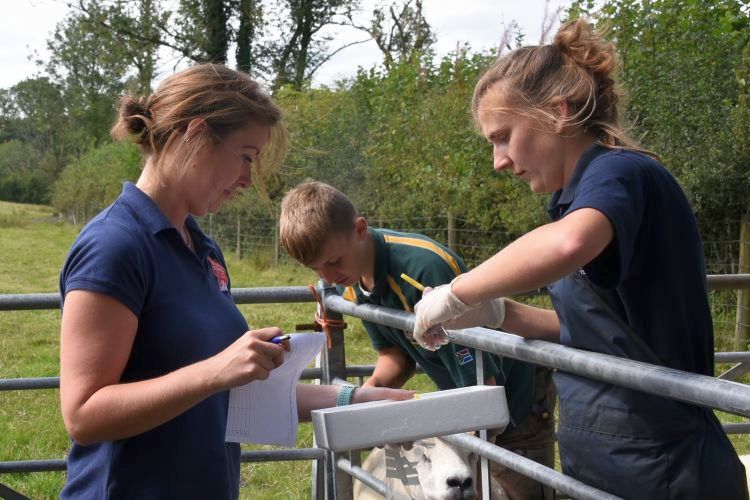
[443,298,506,330]
[413,280,478,349]
[419,324,451,351]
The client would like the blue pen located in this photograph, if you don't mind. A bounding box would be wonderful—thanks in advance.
[271,334,291,344]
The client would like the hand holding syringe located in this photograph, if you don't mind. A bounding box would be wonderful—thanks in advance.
[401,273,450,351]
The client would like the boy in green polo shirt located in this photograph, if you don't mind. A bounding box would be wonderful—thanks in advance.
[279,181,555,499]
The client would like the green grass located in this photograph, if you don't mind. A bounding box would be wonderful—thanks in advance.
[0,200,747,498]
[0,206,78,498]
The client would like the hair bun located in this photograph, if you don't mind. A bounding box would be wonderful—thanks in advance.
[114,95,153,142]
[553,20,617,80]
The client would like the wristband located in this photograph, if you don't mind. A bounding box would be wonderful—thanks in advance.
[336,385,356,406]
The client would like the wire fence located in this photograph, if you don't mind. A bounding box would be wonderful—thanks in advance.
[54,209,750,352]
[197,213,749,353]
[200,213,742,271]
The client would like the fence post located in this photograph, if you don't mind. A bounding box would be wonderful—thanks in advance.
[447,211,456,251]
[311,350,327,500]
[475,350,491,500]
[274,223,280,266]
[236,217,241,259]
[736,215,750,350]
[317,282,353,500]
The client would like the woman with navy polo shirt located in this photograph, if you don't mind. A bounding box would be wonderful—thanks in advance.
[58,64,413,499]
[412,20,748,499]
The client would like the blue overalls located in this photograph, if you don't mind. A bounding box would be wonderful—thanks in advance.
[549,271,747,499]
[545,145,748,499]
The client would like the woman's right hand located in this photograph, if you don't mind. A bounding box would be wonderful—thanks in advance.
[206,327,286,391]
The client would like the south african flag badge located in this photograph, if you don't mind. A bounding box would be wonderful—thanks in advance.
[455,348,474,365]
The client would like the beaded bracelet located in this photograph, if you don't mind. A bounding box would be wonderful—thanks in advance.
[336,385,356,406]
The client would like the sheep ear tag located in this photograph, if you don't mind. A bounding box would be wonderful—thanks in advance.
[385,446,421,497]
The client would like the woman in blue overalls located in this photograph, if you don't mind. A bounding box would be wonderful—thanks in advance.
[412,19,748,499]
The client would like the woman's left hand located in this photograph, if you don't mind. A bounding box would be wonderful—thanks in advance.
[352,386,416,404]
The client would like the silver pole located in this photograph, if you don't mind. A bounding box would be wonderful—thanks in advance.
[475,348,491,500]
[0,286,317,311]
[443,434,621,500]
[1,274,745,311]
[336,458,387,496]
[324,295,750,417]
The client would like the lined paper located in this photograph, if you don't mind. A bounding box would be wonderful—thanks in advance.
[225,332,325,446]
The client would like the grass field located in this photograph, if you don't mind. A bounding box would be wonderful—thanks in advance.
[0,200,747,498]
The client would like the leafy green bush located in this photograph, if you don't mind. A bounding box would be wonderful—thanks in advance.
[0,171,50,205]
[51,142,142,220]
[0,140,50,204]
[569,0,750,240]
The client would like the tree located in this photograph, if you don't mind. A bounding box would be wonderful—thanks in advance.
[46,7,135,150]
[0,77,72,192]
[205,0,231,62]
[73,0,165,93]
[274,83,370,200]
[70,0,365,87]
[267,0,363,90]
[0,140,48,203]
[568,0,750,239]
[347,0,435,70]
[350,52,546,240]
[236,0,264,73]
[731,36,750,217]
[52,142,142,220]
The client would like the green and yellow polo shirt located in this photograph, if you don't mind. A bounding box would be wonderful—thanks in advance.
[339,228,534,428]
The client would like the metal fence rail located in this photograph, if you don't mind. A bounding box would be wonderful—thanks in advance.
[322,280,750,499]
[0,286,317,312]
[717,352,750,381]
[1,274,741,311]
[324,294,750,418]
[707,274,750,290]
[3,276,750,500]
[443,433,621,500]
[0,286,328,498]
[0,449,326,474]
[336,458,387,496]
[0,366,387,392]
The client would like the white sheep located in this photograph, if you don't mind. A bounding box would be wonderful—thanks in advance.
[353,435,510,500]
[740,455,750,490]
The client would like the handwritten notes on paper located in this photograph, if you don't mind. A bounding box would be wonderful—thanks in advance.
[225,332,325,446]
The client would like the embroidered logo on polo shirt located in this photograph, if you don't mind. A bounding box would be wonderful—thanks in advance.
[455,348,474,365]
[207,256,229,291]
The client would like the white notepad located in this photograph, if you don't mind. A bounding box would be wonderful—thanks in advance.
[225,332,325,446]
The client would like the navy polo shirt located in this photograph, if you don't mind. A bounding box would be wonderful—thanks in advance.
[60,183,248,499]
[547,145,714,376]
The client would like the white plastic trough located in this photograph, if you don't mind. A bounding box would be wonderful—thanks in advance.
[311,385,509,452]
